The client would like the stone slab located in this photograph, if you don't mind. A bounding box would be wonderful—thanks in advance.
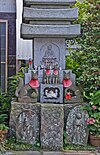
[34,38,66,69]
[24,0,76,6]
[30,21,71,25]
[64,151,96,155]
[9,102,40,144]
[64,153,96,155]
[0,151,97,155]
[66,105,89,145]
[21,24,80,38]
[42,152,63,155]
[23,7,78,21]
[10,151,40,155]
[41,104,64,150]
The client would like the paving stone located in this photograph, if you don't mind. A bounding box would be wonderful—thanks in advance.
[10,151,40,155]
[64,151,96,155]
[42,152,64,155]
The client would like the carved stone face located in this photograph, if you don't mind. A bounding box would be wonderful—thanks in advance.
[32,72,38,80]
[64,71,70,80]
[76,113,82,119]
[47,45,52,50]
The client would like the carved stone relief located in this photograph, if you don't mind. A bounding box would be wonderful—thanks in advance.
[66,106,89,145]
[40,43,60,68]
[16,110,39,144]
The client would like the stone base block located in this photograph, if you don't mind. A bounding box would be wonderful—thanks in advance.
[41,104,64,150]
[18,97,37,103]
[9,102,40,144]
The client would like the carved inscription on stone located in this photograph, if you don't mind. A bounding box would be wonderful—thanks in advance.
[66,106,89,145]
[16,110,39,144]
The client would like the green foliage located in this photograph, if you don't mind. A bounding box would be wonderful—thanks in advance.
[0,67,27,128]
[6,142,40,151]
[0,92,11,127]
[63,130,67,147]
[7,67,25,98]
[0,124,8,130]
[83,90,100,136]
[64,144,96,151]
[0,114,8,124]
[66,55,80,75]
[66,0,100,94]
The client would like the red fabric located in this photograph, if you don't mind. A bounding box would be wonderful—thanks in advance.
[46,69,51,75]
[65,94,72,100]
[63,79,72,88]
[29,80,39,88]
[29,61,32,65]
[53,69,58,75]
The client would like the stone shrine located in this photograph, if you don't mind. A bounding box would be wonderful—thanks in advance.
[10,0,89,150]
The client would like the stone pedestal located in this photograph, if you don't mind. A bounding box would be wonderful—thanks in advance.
[41,104,64,150]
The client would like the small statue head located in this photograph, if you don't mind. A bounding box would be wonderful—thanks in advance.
[76,113,82,119]
[63,71,70,80]
[46,64,50,69]
[32,71,38,80]
[54,64,59,70]
[47,45,52,50]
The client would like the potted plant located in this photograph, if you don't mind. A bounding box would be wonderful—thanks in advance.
[83,90,100,146]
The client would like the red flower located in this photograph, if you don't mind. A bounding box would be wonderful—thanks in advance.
[86,118,96,125]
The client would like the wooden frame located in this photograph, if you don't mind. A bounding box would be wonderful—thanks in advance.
[0,20,8,92]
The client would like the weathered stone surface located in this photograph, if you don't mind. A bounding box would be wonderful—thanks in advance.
[9,102,40,144]
[23,7,78,21]
[16,109,39,144]
[21,24,80,38]
[66,105,89,145]
[34,38,66,69]
[41,104,64,150]
[24,0,76,6]
[1,151,97,155]
[43,152,63,155]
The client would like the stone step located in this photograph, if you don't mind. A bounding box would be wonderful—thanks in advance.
[2,151,97,155]
[21,24,80,39]
[23,7,78,22]
[24,0,76,6]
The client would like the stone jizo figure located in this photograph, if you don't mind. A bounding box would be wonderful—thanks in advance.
[72,112,83,144]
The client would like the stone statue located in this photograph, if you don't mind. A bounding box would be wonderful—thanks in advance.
[44,45,55,58]
[43,64,51,84]
[52,64,59,84]
[16,110,39,144]
[15,71,39,102]
[41,44,58,68]
[66,106,89,145]
[72,112,83,144]
[63,71,83,103]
